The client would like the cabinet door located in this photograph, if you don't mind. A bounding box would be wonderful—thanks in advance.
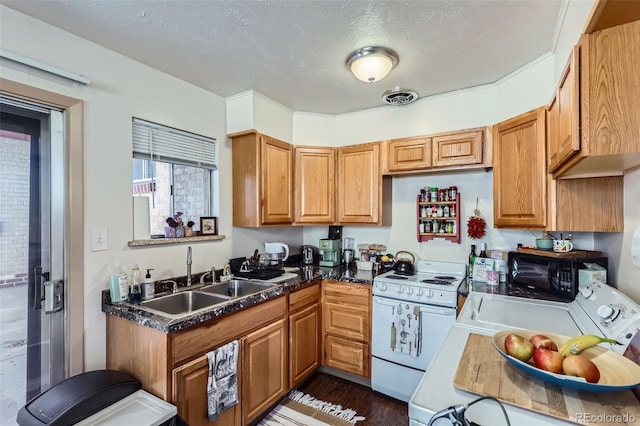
[289,303,320,387]
[172,354,241,426]
[261,135,293,224]
[432,130,483,167]
[324,335,369,378]
[548,46,580,173]
[337,143,381,224]
[242,318,287,424]
[294,146,335,223]
[387,137,431,172]
[493,108,547,229]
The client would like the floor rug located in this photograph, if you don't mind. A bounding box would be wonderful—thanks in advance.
[258,390,366,425]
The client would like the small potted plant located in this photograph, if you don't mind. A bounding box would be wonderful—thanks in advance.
[185,220,195,237]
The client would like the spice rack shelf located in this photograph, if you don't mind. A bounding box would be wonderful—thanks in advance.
[416,194,461,244]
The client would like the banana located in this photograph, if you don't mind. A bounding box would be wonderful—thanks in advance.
[558,334,621,357]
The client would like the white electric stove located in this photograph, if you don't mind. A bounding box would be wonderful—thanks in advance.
[409,281,640,425]
[372,260,466,402]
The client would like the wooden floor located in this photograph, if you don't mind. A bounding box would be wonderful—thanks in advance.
[296,373,409,426]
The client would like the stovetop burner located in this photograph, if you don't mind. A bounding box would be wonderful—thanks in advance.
[386,275,410,280]
[433,275,457,281]
[421,279,454,286]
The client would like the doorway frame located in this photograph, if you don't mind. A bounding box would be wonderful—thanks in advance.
[1,77,85,376]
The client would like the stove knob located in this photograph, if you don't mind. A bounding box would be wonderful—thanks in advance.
[417,288,424,296]
[397,286,404,294]
[379,283,387,292]
[428,289,434,297]
[597,305,614,319]
[407,287,414,295]
[580,287,593,299]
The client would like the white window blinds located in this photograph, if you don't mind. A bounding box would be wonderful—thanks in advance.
[132,118,217,170]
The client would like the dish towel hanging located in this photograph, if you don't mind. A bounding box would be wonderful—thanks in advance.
[390,303,421,357]
[207,340,238,421]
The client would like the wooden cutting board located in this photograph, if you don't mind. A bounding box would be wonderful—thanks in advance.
[453,333,640,425]
[516,247,602,258]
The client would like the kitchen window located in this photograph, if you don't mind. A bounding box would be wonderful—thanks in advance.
[132,118,218,238]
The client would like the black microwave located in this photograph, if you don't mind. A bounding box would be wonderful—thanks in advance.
[507,251,608,300]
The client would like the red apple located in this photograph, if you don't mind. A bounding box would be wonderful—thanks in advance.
[529,334,559,351]
[562,355,601,383]
[533,347,564,373]
[504,334,534,362]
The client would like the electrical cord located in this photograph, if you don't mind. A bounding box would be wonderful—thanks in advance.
[427,395,511,426]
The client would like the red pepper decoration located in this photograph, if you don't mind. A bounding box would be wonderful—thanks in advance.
[467,198,486,239]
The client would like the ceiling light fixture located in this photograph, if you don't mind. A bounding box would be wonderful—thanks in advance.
[346,46,399,83]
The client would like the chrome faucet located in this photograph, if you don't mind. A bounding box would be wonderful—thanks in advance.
[160,280,179,294]
[200,266,216,284]
[186,246,192,287]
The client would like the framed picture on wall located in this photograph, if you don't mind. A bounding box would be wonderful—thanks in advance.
[200,216,218,235]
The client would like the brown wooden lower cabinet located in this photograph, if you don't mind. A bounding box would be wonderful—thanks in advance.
[289,302,320,387]
[172,355,241,426]
[321,281,372,378]
[242,318,287,425]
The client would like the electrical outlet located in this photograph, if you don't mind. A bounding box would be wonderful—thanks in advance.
[91,228,109,252]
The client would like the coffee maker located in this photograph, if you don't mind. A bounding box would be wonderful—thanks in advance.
[319,239,341,267]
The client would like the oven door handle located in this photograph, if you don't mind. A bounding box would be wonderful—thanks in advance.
[373,297,455,316]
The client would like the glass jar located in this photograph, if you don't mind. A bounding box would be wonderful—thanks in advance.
[438,189,446,202]
[450,186,457,201]
[450,204,456,217]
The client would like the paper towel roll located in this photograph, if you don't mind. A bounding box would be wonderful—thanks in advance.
[133,197,151,240]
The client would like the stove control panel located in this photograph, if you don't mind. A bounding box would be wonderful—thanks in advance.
[576,281,640,338]
[373,281,457,308]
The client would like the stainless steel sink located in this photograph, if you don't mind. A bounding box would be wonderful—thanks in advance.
[200,280,278,298]
[139,291,230,317]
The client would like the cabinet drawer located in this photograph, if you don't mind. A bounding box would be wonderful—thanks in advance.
[323,281,371,307]
[324,335,369,378]
[324,302,369,341]
[289,283,320,312]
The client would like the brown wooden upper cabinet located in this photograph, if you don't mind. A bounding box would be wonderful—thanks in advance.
[337,142,390,225]
[383,128,490,175]
[294,146,335,224]
[494,106,624,232]
[547,44,580,174]
[432,130,484,167]
[231,131,293,227]
[386,136,432,172]
[493,108,548,229]
[549,20,640,178]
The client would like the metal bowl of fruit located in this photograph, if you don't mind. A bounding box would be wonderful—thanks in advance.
[492,329,640,392]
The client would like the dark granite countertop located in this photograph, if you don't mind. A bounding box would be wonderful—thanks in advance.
[458,280,572,303]
[102,264,384,334]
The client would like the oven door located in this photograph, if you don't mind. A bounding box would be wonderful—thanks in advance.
[372,294,456,371]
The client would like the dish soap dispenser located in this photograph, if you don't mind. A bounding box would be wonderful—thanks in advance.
[142,268,155,300]
[129,264,142,304]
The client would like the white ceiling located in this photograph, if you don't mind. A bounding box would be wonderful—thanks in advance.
[2,0,565,115]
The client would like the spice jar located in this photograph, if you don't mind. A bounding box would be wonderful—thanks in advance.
[430,187,438,201]
[438,189,446,202]
[449,186,457,201]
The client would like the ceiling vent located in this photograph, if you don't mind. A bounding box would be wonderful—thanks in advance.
[382,87,419,106]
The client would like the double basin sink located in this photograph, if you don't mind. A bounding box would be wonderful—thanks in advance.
[133,280,280,318]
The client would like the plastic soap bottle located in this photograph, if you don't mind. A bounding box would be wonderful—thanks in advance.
[109,265,129,303]
[129,264,143,304]
[142,268,155,300]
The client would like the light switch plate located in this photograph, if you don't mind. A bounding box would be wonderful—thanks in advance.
[91,228,109,252]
